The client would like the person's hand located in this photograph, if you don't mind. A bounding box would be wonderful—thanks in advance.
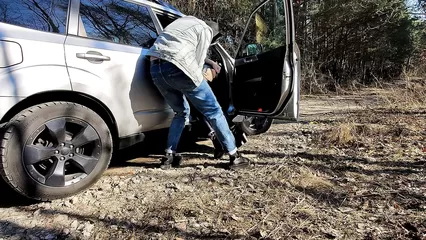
[211,62,221,74]
[211,68,217,78]
[203,68,216,82]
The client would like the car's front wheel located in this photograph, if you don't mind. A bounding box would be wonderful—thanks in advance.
[0,102,113,201]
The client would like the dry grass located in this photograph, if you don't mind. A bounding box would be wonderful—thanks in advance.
[105,163,350,239]
[378,74,426,110]
[318,122,385,147]
[290,167,334,190]
[317,76,426,149]
[321,123,356,145]
[148,80,426,239]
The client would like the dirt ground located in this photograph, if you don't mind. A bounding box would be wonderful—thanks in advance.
[0,88,425,240]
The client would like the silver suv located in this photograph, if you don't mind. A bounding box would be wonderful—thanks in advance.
[0,0,300,201]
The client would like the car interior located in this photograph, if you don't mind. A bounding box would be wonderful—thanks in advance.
[205,48,230,113]
[233,46,286,114]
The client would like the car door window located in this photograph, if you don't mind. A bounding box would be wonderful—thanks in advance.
[155,13,176,29]
[237,0,286,58]
[79,0,158,48]
[0,0,69,34]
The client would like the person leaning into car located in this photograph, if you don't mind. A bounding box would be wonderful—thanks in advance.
[146,16,250,170]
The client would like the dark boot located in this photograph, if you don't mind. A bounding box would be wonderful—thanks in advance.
[229,152,250,169]
[160,153,183,169]
[172,153,183,167]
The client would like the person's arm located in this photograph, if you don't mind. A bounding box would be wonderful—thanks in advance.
[197,25,221,74]
[205,58,215,66]
[196,25,212,66]
[205,58,221,74]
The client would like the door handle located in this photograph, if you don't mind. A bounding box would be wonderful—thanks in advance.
[76,52,111,61]
[243,56,258,63]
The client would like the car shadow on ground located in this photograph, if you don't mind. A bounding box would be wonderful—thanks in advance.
[110,128,219,167]
[0,129,219,208]
[0,178,39,208]
[109,141,231,170]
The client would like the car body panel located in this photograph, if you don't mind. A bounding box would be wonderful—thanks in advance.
[0,40,22,68]
[0,23,72,121]
[65,39,174,136]
[64,0,174,137]
[277,0,300,121]
[276,44,300,120]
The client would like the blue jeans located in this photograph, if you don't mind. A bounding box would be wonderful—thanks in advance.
[150,60,237,155]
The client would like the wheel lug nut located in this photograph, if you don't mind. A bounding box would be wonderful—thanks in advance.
[69,153,74,157]
[54,150,59,154]
[60,143,65,147]
[70,145,74,149]
[60,157,65,161]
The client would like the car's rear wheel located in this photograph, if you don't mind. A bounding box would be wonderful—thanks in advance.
[0,102,113,201]
[239,116,274,136]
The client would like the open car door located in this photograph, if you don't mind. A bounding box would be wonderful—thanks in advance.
[231,0,300,121]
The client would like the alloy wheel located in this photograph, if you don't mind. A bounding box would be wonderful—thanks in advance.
[23,117,102,187]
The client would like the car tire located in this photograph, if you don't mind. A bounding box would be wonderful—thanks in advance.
[239,116,274,136]
[0,102,113,201]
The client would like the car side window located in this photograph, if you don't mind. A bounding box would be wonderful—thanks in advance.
[79,0,158,48]
[155,13,176,29]
[0,0,69,34]
[237,0,287,58]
